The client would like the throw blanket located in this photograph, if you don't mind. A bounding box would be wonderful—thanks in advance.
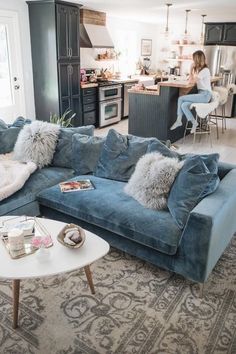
[0,154,37,201]
[190,92,220,118]
[213,86,228,105]
[227,83,236,95]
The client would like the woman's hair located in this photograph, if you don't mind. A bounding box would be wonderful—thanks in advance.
[192,50,208,73]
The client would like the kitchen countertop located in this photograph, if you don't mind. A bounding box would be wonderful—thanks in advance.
[81,83,98,88]
[128,77,222,96]
[112,78,139,84]
[128,85,160,96]
[159,76,221,89]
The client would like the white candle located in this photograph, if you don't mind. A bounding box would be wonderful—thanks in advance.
[8,228,24,252]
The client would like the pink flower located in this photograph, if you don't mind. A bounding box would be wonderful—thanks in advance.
[31,235,52,248]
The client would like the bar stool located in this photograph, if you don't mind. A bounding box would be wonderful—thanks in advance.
[183,92,220,146]
[210,87,228,139]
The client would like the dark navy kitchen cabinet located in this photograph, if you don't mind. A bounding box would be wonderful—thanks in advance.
[222,23,236,45]
[205,23,224,44]
[27,1,81,125]
[205,22,236,46]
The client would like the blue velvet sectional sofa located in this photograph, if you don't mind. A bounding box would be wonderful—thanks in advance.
[1,121,236,284]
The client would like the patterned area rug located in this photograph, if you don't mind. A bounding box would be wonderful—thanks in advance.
[1,236,236,354]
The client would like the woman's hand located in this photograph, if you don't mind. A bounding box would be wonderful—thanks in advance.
[188,64,197,83]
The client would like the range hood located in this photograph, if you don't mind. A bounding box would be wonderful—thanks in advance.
[80,9,114,49]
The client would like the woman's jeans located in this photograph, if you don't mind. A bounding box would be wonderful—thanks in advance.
[177,90,212,123]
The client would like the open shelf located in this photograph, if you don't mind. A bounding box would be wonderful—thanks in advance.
[166,58,192,62]
[95,58,117,62]
[171,44,202,47]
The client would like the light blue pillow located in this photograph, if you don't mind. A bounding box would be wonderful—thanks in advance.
[0,119,8,130]
[52,125,94,168]
[0,127,21,154]
[147,138,180,159]
[11,116,31,128]
[95,129,155,182]
[72,134,105,175]
[168,154,220,229]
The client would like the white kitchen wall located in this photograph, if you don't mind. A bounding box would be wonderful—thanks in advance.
[0,0,35,119]
[81,16,159,75]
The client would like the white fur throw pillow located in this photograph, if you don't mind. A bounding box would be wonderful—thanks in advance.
[124,152,183,210]
[13,121,60,168]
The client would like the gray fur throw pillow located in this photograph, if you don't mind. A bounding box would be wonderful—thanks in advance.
[124,152,183,210]
[14,121,60,168]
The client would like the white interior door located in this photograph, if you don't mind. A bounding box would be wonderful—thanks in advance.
[0,11,25,124]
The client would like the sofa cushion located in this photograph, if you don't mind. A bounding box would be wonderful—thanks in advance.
[0,127,21,154]
[168,153,220,229]
[0,117,32,154]
[147,139,180,158]
[95,129,156,182]
[52,126,94,169]
[0,119,8,129]
[37,175,182,255]
[72,134,105,175]
[10,116,31,128]
[0,167,75,216]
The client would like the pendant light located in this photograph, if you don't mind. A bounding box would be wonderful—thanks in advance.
[183,9,191,43]
[200,14,207,45]
[164,3,172,38]
[184,9,191,35]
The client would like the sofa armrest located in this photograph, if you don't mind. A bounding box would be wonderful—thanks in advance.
[177,168,236,282]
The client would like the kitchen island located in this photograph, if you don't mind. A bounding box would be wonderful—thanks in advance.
[128,78,221,143]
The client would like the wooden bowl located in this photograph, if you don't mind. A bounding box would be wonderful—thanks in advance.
[57,223,86,249]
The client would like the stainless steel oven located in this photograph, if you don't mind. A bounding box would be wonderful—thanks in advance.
[99,98,122,127]
[98,83,122,127]
[99,85,122,101]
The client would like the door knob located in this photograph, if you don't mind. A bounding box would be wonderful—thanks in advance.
[14,85,20,90]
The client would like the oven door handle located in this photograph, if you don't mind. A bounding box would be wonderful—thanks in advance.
[100,85,122,90]
[101,98,122,106]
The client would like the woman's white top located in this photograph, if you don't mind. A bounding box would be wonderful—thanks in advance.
[197,67,212,92]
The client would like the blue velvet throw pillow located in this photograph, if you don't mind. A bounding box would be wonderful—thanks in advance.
[52,125,94,169]
[168,153,220,229]
[72,134,105,175]
[0,117,31,154]
[147,139,180,159]
[0,127,21,154]
[95,129,156,182]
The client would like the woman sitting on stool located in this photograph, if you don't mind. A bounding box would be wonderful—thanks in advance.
[171,50,212,133]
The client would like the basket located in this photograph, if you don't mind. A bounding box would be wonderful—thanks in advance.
[57,223,86,249]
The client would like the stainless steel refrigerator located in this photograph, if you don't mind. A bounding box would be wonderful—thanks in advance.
[204,45,236,117]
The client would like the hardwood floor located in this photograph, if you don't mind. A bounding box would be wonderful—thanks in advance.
[95,117,236,164]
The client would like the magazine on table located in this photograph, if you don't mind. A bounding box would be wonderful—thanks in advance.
[59,179,95,193]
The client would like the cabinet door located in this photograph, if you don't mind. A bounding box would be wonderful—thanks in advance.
[58,63,71,115]
[70,63,80,97]
[69,63,81,126]
[223,24,236,45]
[68,7,80,60]
[56,4,69,60]
[205,24,224,44]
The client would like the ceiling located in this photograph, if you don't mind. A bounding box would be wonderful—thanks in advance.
[69,0,236,24]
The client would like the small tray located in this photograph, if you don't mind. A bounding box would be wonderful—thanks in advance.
[1,217,53,260]
[57,223,86,249]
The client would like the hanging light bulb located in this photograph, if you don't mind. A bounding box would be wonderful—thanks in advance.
[164,3,173,39]
[183,9,191,43]
[200,14,207,45]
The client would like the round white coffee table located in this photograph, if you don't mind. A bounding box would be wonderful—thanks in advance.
[0,217,110,329]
